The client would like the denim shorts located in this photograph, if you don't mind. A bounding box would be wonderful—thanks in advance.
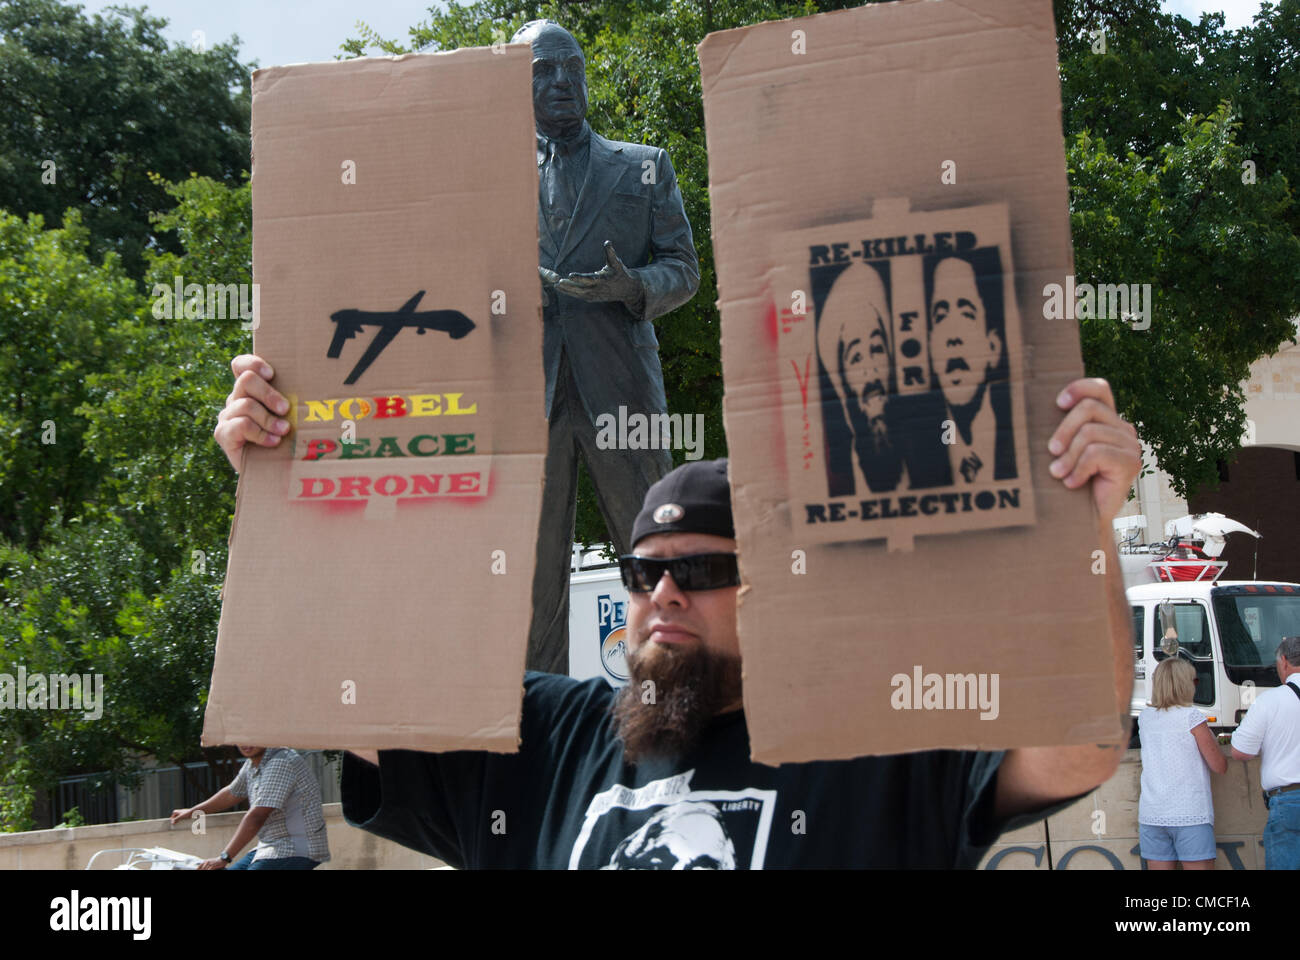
[1139,822,1217,862]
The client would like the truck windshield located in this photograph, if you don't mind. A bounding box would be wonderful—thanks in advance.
[1214,594,1300,677]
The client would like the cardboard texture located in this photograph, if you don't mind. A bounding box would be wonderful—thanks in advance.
[698,0,1120,761]
[202,47,545,751]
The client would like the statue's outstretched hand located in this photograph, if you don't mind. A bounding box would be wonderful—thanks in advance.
[554,241,644,309]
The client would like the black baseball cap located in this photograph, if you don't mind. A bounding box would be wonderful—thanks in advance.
[630,458,734,548]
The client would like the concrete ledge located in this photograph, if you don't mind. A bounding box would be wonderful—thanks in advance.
[0,803,447,870]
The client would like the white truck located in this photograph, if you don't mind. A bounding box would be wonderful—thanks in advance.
[1119,513,1300,732]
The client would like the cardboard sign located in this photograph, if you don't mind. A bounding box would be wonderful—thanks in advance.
[202,47,545,752]
[699,0,1121,761]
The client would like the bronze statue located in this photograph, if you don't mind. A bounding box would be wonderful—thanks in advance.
[517,20,700,674]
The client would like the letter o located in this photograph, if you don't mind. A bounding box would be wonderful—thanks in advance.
[338,397,373,420]
[374,475,408,496]
[974,491,996,510]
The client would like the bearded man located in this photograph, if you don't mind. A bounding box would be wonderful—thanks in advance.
[337,378,1141,867]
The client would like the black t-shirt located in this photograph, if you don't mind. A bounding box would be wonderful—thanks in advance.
[342,671,1074,869]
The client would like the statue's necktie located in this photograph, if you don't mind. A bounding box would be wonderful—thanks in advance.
[541,139,577,242]
[959,450,983,484]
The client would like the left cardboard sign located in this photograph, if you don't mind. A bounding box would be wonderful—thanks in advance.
[201,47,545,752]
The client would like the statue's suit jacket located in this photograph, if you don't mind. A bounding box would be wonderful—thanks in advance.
[539,130,699,423]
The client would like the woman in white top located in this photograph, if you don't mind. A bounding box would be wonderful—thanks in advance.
[1138,658,1228,869]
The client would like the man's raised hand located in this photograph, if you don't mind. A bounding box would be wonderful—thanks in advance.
[214,355,292,473]
[1047,377,1142,523]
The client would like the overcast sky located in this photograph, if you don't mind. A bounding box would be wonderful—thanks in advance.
[71,0,1271,70]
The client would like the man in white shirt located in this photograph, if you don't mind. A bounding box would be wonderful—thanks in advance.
[1231,636,1300,869]
[170,746,331,870]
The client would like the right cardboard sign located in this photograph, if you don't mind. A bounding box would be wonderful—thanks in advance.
[699,0,1122,762]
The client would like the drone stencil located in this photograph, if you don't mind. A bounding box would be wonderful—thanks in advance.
[327,291,475,384]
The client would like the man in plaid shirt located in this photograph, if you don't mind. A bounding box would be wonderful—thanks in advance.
[171,746,331,870]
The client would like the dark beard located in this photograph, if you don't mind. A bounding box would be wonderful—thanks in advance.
[611,642,743,765]
[847,393,903,493]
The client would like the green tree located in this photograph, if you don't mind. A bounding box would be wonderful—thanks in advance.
[1056,0,1300,233]
[80,173,252,570]
[1069,105,1300,497]
[1216,2,1300,236]
[0,516,158,830]
[0,0,252,279]
[0,517,225,830]
[1055,0,1237,160]
[0,174,251,829]
[1056,0,1300,495]
[0,210,138,550]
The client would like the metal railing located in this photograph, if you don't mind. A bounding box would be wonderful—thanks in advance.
[53,751,342,826]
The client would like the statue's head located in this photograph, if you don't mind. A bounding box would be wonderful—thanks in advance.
[512,20,587,137]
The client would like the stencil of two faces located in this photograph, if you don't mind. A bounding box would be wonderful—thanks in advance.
[818,256,1006,492]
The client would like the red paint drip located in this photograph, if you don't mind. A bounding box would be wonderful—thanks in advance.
[791,355,811,410]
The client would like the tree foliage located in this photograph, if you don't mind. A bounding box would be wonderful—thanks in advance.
[80,173,252,568]
[0,174,249,827]
[1056,0,1300,495]
[0,210,137,550]
[0,518,224,828]
[0,0,252,279]
[1069,105,1300,496]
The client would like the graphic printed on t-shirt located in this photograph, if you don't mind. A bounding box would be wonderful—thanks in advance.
[568,770,777,870]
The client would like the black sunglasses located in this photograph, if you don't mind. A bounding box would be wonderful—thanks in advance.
[618,553,740,593]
